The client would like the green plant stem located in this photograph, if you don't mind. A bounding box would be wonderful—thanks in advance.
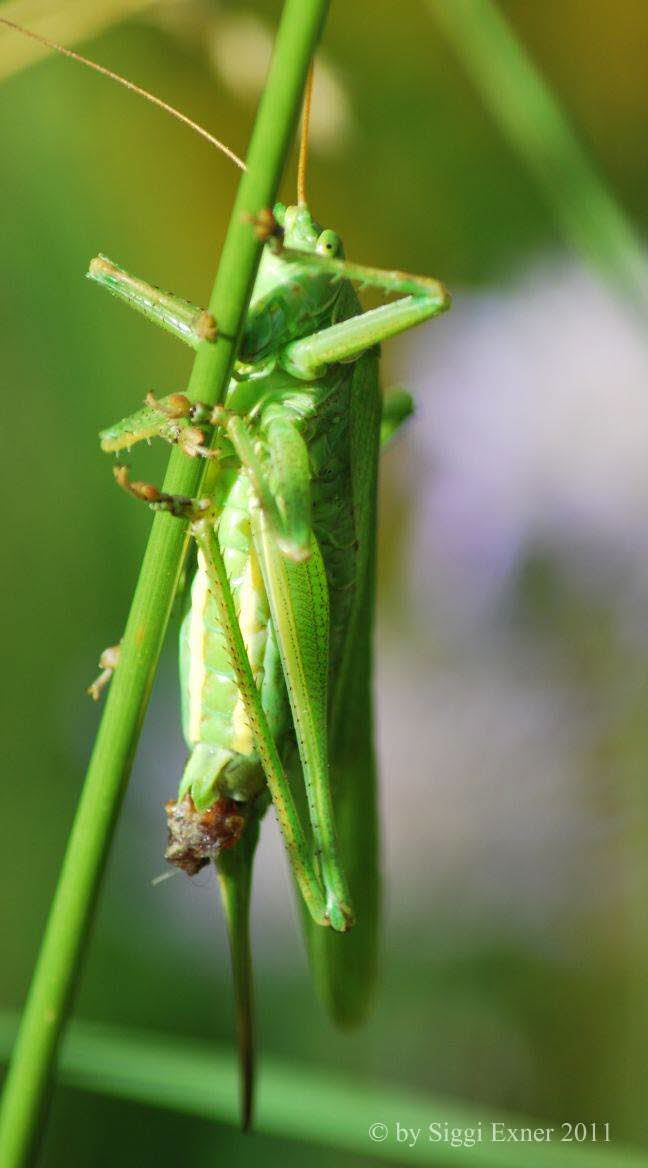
[427,0,648,311]
[0,1014,643,1168]
[0,2,329,1164]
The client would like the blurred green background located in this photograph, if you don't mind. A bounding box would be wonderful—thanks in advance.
[3,0,648,1163]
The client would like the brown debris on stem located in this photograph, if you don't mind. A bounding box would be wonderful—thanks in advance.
[165,796,246,876]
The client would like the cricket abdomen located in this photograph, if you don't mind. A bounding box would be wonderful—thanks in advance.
[179,473,287,811]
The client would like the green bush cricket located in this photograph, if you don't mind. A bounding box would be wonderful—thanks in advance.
[2,17,450,1130]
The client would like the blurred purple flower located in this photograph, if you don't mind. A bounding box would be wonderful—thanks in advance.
[391,263,648,637]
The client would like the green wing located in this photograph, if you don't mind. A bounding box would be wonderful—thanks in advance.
[301,349,382,1025]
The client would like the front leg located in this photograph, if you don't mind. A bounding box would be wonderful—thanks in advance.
[277,250,450,379]
[88,256,217,349]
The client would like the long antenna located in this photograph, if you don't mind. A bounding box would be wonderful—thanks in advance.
[296,60,314,206]
[0,16,246,170]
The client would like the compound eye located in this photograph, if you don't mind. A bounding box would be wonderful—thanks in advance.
[316,229,341,257]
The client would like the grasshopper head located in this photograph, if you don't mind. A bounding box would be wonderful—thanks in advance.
[274,202,345,259]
